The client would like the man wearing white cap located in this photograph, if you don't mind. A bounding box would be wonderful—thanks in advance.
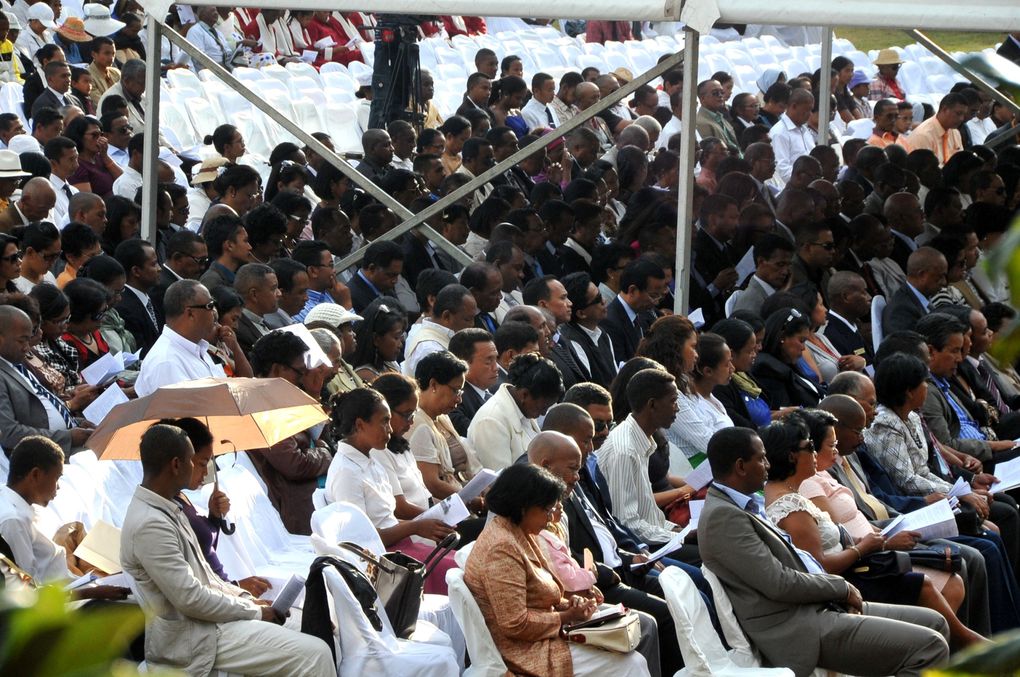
[16,4,56,58]
[0,12,23,85]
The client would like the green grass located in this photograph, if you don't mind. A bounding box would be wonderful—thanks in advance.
[834,28,1001,54]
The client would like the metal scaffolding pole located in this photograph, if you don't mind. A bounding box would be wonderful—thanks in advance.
[817,26,833,146]
[674,28,699,315]
[140,15,162,245]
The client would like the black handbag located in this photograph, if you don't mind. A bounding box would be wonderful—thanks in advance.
[850,550,912,579]
[337,532,460,639]
[907,543,964,573]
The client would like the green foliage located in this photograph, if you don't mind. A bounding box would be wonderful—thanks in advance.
[924,630,1020,675]
[0,585,149,677]
[833,28,1000,54]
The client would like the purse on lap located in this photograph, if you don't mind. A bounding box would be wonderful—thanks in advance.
[563,605,641,653]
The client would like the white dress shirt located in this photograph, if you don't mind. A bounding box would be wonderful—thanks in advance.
[595,414,678,544]
[521,97,559,131]
[112,166,143,199]
[770,113,814,183]
[186,186,211,233]
[49,174,78,228]
[135,326,226,397]
[370,447,432,510]
[401,320,455,377]
[325,442,399,529]
[0,485,69,582]
[668,391,732,460]
[186,21,229,69]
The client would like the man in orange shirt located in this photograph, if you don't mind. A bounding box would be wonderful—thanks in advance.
[901,92,966,165]
[867,99,910,151]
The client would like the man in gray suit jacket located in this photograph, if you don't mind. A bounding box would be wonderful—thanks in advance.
[730,234,795,317]
[120,424,334,676]
[699,427,950,677]
[0,307,91,454]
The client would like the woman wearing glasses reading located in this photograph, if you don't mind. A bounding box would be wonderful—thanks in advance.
[349,297,406,384]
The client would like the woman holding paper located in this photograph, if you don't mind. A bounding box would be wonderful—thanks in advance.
[464,463,651,677]
[761,412,985,648]
[325,387,457,594]
[407,350,484,502]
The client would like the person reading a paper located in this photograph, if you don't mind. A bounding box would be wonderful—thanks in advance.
[324,387,458,594]
[760,415,985,648]
[464,462,652,677]
[120,423,335,677]
[0,436,129,600]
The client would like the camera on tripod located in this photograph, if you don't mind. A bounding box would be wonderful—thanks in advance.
[366,15,435,130]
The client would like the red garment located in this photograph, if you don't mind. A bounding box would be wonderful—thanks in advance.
[585,21,633,44]
[343,12,376,42]
[60,331,109,370]
[307,16,364,66]
[441,16,486,37]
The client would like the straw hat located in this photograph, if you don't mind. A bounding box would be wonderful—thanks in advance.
[27,3,57,30]
[872,49,904,66]
[0,150,29,179]
[57,17,92,42]
[304,303,364,328]
[611,67,634,84]
[82,3,124,36]
[192,156,230,184]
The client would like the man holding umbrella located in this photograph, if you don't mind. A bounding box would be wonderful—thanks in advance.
[120,423,334,676]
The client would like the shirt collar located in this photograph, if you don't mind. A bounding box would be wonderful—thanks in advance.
[467,381,489,400]
[828,309,857,332]
[356,269,382,297]
[422,319,456,338]
[713,481,766,516]
[753,275,777,295]
[905,281,930,310]
[125,284,150,305]
[616,294,638,322]
[165,324,210,356]
[0,485,32,518]
[578,323,602,343]
[337,441,372,469]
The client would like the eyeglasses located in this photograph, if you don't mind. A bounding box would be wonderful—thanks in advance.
[0,252,21,263]
[284,362,308,379]
[443,382,464,397]
[797,441,815,452]
[288,214,311,225]
[188,255,210,266]
[187,301,216,311]
[40,251,61,263]
[593,419,616,433]
[810,241,836,251]
[393,408,415,423]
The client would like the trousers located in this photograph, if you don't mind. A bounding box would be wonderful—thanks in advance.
[212,618,336,677]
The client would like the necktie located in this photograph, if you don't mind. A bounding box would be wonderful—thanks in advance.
[977,360,1009,415]
[62,184,72,201]
[841,456,889,520]
[545,106,555,128]
[145,297,159,330]
[14,363,74,428]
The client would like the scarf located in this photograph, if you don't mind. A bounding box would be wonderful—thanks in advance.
[732,370,762,398]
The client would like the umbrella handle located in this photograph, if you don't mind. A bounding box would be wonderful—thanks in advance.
[210,469,237,536]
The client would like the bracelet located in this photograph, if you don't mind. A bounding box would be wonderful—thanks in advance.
[850,545,862,560]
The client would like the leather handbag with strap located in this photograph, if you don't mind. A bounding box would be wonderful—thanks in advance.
[907,543,963,573]
[563,606,641,653]
[337,532,460,639]
[850,550,912,579]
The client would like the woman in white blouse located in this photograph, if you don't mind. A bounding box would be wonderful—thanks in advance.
[407,350,482,503]
[686,332,736,443]
[368,373,433,516]
[325,388,457,593]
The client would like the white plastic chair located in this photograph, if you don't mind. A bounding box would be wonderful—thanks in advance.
[699,565,761,668]
[322,70,357,93]
[844,118,874,141]
[319,61,348,75]
[310,501,465,666]
[446,569,509,677]
[660,567,794,676]
[232,66,265,82]
[347,61,374,85]
[324,102,364,154]
[159,101,201,151]
[167,67,203,94]
[323,567,459,677]
[287,75,322,100]
[871,294,887,353]
[286,60,323,87]
[184,97,220,142]
[724,290,742,318]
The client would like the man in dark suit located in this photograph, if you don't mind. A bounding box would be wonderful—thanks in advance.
[486,126,534,197]
[152,231,207,317]
[114,239,164,356]
[823,271,874,364]
[996,33,1020,66]
[448,329,498,436]
[401,229,453,289]
[692,194,740,326]
[30,61,74,120]
[460,262,502,335]
[0,177,54,233]
[700,427,950,676]
[0,306,91,455]
[560,272,618,388]
[535,199,574,278]
[885,192,925,273]
[558,199,602,276]
[233,263,279,357]
[348,240,404,314]
[882,246,946,335]
[600,258,666,364]
[455,73,495,123]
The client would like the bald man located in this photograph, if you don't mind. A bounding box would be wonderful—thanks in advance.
[573,81,615,149]
[824,271,873,363]
[0,177,56,231]
[356,128,393,184]
[526,428,674,677]
[0,306,93,453]
[882,246,947,334]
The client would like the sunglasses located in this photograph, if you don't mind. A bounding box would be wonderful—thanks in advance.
[188,255,210,266]
[594,419,615,433]
[0,252,21,263]
[188,301,216,311]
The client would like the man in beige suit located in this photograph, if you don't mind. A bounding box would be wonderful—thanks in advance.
[699,427,950,677]
[120,424,334,677]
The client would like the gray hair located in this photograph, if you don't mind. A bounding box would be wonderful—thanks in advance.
[164,279,205,318]
[121,58,146,82]
[234,262,275,295]
[310,327,340,355]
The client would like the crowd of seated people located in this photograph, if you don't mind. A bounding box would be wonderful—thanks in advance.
[0,4,1019,674]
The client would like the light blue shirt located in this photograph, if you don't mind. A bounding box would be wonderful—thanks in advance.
[616,294,638,324]
[905,282,930,312]
[713,481,826,575]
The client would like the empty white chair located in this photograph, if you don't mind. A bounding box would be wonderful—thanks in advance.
[319,61,348,75]
[898,61,928,96]
[167,67,203,93]
[446,569,508,677]
[659,568,794,676]
[261,63,292,84]
[183,97,219,142]
[347,61,374,85]
[293,97,326,134]
[324,87,356,104]
[286,60,323,87]
[287,75,322,99]
[324,102,365,154]
[160,101,201,150]
[322,70,357,93]
[871,294,887,353]
[232,66,265,82]
[197,69,218,82]
[323,567,458,677]
[435,62,467,84]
